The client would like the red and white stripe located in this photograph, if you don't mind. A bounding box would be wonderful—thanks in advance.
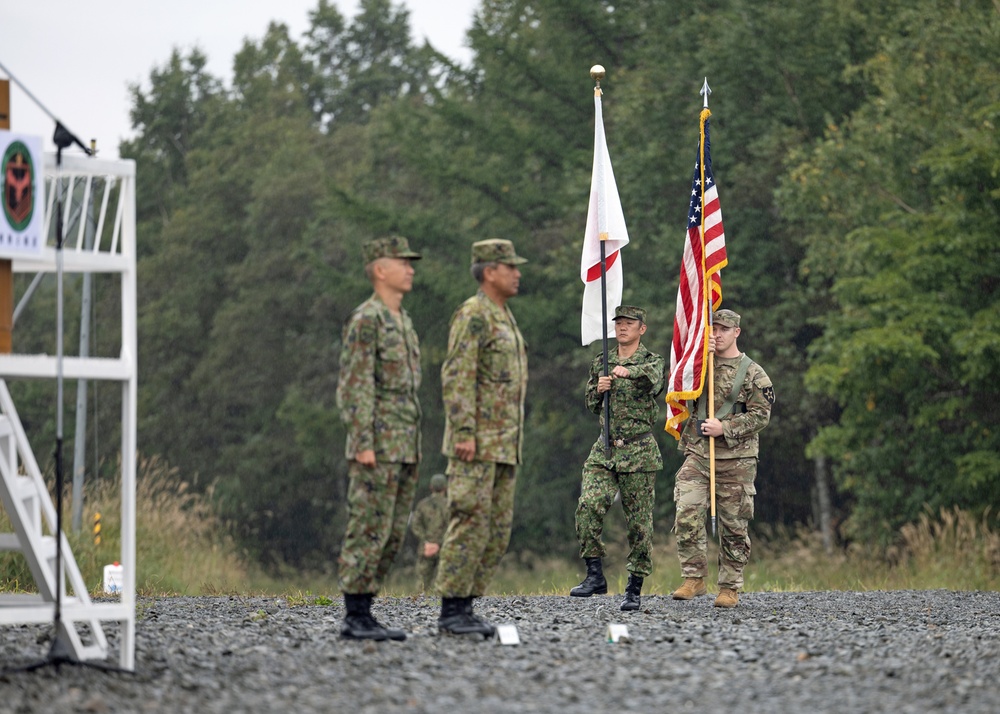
[665,110,727,438]
[580,90,629,346]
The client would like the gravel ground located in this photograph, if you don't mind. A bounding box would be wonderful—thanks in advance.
[1,589,998,713]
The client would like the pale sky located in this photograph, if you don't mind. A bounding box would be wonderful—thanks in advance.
[0,0,479,158]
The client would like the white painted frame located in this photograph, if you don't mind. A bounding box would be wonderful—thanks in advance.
[0,153,137,670]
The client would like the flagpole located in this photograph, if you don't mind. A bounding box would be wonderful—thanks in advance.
[591,64,611,452]
[701,77,718,540]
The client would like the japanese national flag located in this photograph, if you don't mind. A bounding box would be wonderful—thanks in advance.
[580,90,629,346]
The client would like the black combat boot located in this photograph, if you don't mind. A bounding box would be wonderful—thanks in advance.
[620,574,643,611]
[341,593,388,640]
[369,596,407,641]
[439,597,493,637]
[570,557,608,597]
[463,597,496,637]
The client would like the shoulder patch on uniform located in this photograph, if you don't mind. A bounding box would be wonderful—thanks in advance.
[467,315,487,336]
[762,386,775,404]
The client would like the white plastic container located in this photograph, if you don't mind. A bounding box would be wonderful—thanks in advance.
[103,562,124,594]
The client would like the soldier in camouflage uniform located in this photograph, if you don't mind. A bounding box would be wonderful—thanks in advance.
[410,473,449,591]
[435,239,528,637]
[671,309,773,608]
[336,235,423,641]
[569,305,664,612]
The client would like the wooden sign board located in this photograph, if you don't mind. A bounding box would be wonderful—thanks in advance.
[0,79,9,129]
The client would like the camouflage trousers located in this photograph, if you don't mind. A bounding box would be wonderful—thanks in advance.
[575,462,656,578]
[673,455,757,590]
[416,555,439,592]
[435,460,517,598]
[338,460,419,594]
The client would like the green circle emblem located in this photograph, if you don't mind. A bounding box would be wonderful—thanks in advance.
[3,141,36,231]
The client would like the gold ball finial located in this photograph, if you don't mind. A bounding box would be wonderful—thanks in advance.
[590,64,606,82]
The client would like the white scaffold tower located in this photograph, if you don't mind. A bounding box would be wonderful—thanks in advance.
[0,152,137,670]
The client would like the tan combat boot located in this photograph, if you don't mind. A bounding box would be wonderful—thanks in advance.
[714,587,739,608]
[671,577,708,600]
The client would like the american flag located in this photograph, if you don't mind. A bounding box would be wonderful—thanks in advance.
[665,108,727,439]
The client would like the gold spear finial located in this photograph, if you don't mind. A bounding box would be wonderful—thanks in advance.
[591,64,605,96]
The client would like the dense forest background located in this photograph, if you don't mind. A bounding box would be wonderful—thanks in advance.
[14,0,999,573]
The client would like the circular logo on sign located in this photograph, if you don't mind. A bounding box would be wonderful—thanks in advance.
[3,141,35,231]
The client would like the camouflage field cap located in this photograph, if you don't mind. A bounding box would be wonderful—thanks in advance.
[429,473,447,492]
[713,308,741,327]
[613,305,646,323]
[362,235,422,264]
[471,239,528,266]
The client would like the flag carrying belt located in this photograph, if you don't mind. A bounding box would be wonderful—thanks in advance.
[690,354,752,421]
[605,432,653,448]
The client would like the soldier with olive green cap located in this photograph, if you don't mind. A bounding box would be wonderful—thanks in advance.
[671,308,774,608]
[435,239,529,637]
[570,305,665,612]
[336,235,423,641]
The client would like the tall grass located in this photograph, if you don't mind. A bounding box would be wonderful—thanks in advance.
[748,506,1000,592]
[390,506,1000,595]
[3,463,998,596]
[0,456,280,596]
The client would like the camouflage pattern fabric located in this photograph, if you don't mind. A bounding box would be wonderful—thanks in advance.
[416,554,438,594]
[338,461,419,593]
[673,351,772,591]
[614,304,646,322]
[678,352,772,460]
[575,466,657,577]
[336,293,422,595]
[410,491,448,590]
[585,344,664,473]
[440,290,528,464]
[436,288,526,597]
[674,456,757,589]
[713,308,740,327]
[336,293,422,463]
[434,460,517,597]
[470,238,528,265]
[575,343,664,577]
[362,235,421,263]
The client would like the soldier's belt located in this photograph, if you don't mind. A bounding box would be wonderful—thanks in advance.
[610,432,653,448]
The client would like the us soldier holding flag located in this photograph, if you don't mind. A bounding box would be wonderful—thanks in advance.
[665,84,774,608]
[671,309,773,607]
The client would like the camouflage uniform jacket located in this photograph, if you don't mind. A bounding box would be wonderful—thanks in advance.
[336,293,421,463]
[441,290,528,465]
[679,352,772,460]
[586,343,665,473]
[411,492,449,548]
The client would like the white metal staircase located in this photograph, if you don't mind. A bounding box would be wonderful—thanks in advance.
[0,380,115,661]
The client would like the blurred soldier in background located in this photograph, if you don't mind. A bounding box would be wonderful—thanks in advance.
[410,473,449,592]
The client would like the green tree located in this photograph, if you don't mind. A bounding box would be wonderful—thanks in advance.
[130,4,454,565]
[111,0,995,571]
[780,0,1000,543]
[122,48,223,256]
